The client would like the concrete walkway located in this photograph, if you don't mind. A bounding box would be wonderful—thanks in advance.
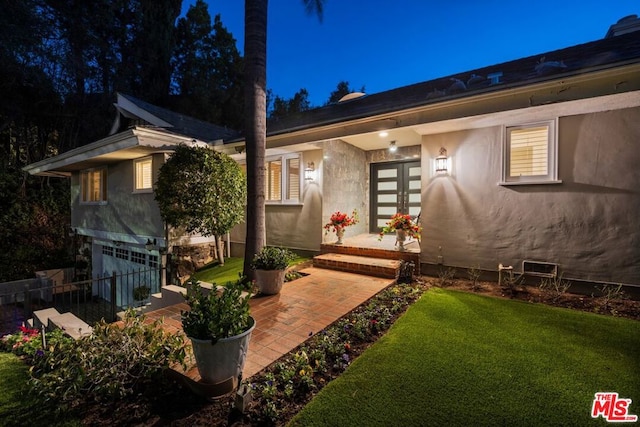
[143,267,393,381]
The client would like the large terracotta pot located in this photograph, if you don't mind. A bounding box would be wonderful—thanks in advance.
[255,269,286,295]
[189,316,256,384]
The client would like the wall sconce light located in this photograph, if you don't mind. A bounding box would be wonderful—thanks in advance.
[304,161,315,181]
[145,238,157,251]
[389,140,397,153]
[68,227,77,237]
[113,240,122,247]
[435,147,449,173]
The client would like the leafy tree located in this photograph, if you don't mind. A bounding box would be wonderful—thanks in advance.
[326,80,366,105]
[243,0,324,279]
[269,88,311,120]
[172,1,244,129]
[154,144,246,265]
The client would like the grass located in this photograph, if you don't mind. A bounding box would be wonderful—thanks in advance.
[0,353,80,426]
[290,288,640,426]
[191,255,309,284]
[191,257,245,284]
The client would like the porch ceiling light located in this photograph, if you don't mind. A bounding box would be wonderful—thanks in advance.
[389,140,397,153]
[304,161,316,181]
[435,147,449,173]
[379,131,388,138]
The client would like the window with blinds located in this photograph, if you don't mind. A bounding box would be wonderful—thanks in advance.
[134,157,153,191]
[80,168,107,203]
[265,154,301,203]
[504,121,558,184]
[509,126,548,176]
[286,157,300,200]
[241,154,302,203]
[267,159,282,201]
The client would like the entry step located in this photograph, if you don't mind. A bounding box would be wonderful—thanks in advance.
[313,253,401,279]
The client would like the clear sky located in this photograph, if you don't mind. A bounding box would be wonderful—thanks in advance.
[182,1,638,107]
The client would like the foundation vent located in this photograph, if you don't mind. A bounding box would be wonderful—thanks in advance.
[522,260,558,278]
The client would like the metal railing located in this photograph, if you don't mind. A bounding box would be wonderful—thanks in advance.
[0,267,164,336]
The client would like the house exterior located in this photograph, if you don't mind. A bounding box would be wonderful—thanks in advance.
[23,93,239,301]
[25,16,640,293]
[222,16,640,290]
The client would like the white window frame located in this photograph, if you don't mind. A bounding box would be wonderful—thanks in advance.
[500,119,562,185]
[133,156,153,193]
[265,153,302,204]
[80,167,107,204]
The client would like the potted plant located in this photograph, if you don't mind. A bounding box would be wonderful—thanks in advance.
[252,246,296,295]
[378,213,422,250]
[323,209,359,244]
[181,278,255,385]
[132,284,151,307]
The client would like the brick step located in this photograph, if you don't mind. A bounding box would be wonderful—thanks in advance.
[313,253,401,279]
[319,243,420,274]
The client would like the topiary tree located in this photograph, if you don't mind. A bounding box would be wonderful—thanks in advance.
[155,143,246,265]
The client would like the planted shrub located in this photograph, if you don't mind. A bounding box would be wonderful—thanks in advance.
[252,246,296,271]
[29,311,186,408]
[539,274,572,303]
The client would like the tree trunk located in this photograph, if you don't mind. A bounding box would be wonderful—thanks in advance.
[216,235,225,266]
[242,0,268,280]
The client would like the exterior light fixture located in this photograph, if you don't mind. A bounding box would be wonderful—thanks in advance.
[435,147,449,173]
[68,227,77,237]
[389,140,397,153]
[145,238,157,251]
[379,131,388,138]
[304,162,315,181]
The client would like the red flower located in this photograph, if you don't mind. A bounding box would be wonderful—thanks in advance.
[324,210,359,234]
[378,213,422,240]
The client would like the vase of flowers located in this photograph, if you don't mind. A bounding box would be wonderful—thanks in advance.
[324,210,359,244]
[378,213,422,251]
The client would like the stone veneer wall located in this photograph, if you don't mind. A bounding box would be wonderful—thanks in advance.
[171,244,217,284]
[322,140,368,238]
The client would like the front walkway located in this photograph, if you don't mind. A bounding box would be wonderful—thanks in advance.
[144,267,393,382]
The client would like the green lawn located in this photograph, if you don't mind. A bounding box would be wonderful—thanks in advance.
[0,353,80,426]
[191,255,309,285]
[290,288,640,426]
[191,257,245,284]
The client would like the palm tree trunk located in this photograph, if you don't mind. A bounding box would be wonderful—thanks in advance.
[242,0,268,280]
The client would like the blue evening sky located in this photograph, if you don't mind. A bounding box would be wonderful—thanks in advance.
[183,1,638,106]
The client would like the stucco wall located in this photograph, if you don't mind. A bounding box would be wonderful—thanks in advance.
[322,140,368,240]
[421,106,640,285]
[71,153,164,239]
[229,149,324,254]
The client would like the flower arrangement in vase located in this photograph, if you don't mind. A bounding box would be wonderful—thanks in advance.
[323,210,359,244]
[378,213,422,250]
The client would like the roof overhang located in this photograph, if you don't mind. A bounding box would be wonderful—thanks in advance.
[221,62,640,155]
[23,127,209,177]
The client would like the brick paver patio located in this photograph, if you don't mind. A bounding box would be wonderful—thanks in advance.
[144,266,393,383]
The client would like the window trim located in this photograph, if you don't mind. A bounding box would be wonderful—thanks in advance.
[80,167,108,204]
[500,119,562,186]
[133,156,153,193]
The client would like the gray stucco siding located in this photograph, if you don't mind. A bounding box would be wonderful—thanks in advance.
[71,153,164,239]
[420,106,640,285]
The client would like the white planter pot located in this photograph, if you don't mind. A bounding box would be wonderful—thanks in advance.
[255,269,285,295]
[189,316,256,384]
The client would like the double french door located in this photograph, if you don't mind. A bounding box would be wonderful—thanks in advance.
[370,160,421,233]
